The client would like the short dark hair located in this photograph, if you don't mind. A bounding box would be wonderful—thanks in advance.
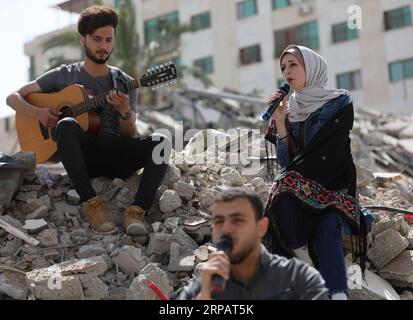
[78,5,118,36]
[214,188,264,221]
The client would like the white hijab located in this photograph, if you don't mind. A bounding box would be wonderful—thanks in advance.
[285,45,351,122]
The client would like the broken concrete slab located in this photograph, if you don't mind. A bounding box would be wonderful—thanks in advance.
[113,246,147,275]
[167,242,196,272]
[66,190,80,206]
[372,214,410,237]
[53,201,79,215]
[173,181,195,200]
[36,229,59,247]
[171,227,198,251]
[0,272,29,300]
[183,216,208,232]
[147,233,172,256]
[379,251,413,288]
[25,256,108,300]
[368,229,409,269]
[27,205,49,220]
[78,274,109,300]
[23,219,48,234]
[77,244,106,259]
[126,263,173,300]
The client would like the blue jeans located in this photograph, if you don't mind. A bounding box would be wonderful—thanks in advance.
[275,196,347,294]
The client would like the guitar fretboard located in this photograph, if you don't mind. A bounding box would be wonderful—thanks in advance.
[71,80,138,117]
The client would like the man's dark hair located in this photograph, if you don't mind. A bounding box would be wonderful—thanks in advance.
[214,188,264,221]
[78,5,118,36]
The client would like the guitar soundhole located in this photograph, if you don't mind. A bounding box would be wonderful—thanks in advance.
[59,106,74,120]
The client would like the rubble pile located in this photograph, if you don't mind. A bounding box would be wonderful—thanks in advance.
[0,101,413,300]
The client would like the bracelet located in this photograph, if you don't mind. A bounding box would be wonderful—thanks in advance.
[119,107,132,120]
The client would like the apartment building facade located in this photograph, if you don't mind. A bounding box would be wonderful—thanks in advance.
[25,0,413,114]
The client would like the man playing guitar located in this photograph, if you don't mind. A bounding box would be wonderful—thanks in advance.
[6,5,171,236]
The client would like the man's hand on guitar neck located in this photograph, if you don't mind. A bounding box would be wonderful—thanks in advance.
[107,90,130,115]
[37,108,60,128]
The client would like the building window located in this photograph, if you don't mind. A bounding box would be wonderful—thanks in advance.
[274,21,319,57]
[194,56,214,74]
[389,58,413,82]
[332,22,358,43]
[191,12,211,31]
[272,0,291,10]
[236,0,258,20]
[384,6,412,31]
[239,44,261,65]
[336,70,362,90]
[144,11,179,44]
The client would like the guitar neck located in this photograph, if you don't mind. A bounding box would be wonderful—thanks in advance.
[71,79,140,117]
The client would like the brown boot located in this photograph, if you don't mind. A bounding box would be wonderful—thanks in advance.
[123,205,147,236]
[82,195,117,235]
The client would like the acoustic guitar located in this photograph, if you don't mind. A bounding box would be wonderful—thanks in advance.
[16,62,178,164]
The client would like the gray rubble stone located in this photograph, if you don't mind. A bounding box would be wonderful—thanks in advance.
[37,195,52,210]
[115,187,134,206]
[77,244,106,259]
[78,274,109,300]
[400,291,413,300]
[379,251,413,288]
[161,217,179,232]
[173,181,195,200]
[199,190,217,210]
[54,201,79,215]
[221,167,243,186]
[126,263,173,300]
[12,151,36,175]
[372,214,410,237]
[368,229,409,269]
[0,168,24,208]
[102,179,123,202]
[23,219,48,234]
[407,229,413,250]
[0,238,23,256]
[66,190,81,205]
[15,191,38,203]
[186,225,211,244]
[27,205,49,220]
[36,229,59,247]
[163,165,182,187]
[114,246,147,275]
[171,227,199,251]
[399,124,413,139]
[168,242,196,272]
[147,233,172,256]
[159,190,182,213]
[0,272,29,300]
[152,222,162,233]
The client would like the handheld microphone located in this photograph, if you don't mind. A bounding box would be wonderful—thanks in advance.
[261,83,290,121]
[210,235,233,298]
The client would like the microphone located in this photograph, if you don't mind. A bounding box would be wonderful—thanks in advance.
[210,235,233,298]
[261,83,290,121]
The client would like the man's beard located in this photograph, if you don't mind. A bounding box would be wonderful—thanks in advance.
[84,45,112,65]
[230,241,255,265]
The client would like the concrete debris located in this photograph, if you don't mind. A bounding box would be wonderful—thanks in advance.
[23,219,48,234]
[126,263,173,300]
[368,229,409,269]
[1,100,413,300]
